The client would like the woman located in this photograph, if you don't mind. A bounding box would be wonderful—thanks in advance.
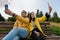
[29,12,50,40]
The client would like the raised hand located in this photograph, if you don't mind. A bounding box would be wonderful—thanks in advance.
[5,9,13,16]
[48,3,52,14]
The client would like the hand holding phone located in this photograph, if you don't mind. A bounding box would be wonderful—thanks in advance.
[5,4,8,10]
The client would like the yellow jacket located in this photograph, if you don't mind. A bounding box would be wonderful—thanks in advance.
[14,16,30,31]
[29,16,47,36]
[15,15,47,36]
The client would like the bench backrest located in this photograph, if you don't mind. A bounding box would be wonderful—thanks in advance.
[0,21,52,36]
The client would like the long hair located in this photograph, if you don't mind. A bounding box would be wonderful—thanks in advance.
[29,12,35,22]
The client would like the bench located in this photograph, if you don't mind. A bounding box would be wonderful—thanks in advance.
[0,21,60,40]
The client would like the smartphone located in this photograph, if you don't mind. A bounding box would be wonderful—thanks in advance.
[5,4,8,10]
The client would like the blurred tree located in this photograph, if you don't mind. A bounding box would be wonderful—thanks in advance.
[49,11,60,23]
[7,17,16,22]
[58,18,60,22]
[53,12,58,18]
[52,12,58,22]
[0,14,5,21]
[36,9,40,17]
[39,11,43,17]
[27,12,30,18]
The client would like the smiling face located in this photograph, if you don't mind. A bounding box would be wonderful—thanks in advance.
[21,10,26,17]
[30,12,35,19]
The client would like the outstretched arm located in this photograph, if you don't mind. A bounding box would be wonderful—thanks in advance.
[38,4,52,23]
[5,9,29,24]
[5,9,17,17]
[38,12,51,23]
[37,16,47,23]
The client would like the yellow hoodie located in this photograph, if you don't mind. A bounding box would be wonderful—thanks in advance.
[14,16,30,31]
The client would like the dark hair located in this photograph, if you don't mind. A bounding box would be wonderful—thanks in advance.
[21,10,26,14]
[29,12,35,22]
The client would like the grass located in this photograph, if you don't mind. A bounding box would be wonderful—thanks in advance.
[50,25,60,36]
[50,22,60,27]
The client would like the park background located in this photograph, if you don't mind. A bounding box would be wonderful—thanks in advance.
[0,0,60,38]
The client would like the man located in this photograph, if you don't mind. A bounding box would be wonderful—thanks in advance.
[2,10,30,40]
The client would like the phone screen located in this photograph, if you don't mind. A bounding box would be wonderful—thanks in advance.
[5,4,8,10]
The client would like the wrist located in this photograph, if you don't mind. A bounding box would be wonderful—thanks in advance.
[12,13,17,17]
[45,12,50,18]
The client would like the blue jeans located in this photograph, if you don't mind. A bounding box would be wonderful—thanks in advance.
[2,28,29,40]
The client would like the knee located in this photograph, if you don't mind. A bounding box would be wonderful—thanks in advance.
[13,36,20,40]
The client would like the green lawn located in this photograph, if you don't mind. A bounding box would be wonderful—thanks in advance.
[51,25,60,36]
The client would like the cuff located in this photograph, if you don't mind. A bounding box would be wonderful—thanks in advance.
[45,13,50,21]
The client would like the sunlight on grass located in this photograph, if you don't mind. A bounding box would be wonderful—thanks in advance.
[50,22,60,27]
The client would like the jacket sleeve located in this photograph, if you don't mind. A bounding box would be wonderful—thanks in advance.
[38,16,47,23]
[38,26,47,36]
[13,20,18,28]
[15,15,29,24]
